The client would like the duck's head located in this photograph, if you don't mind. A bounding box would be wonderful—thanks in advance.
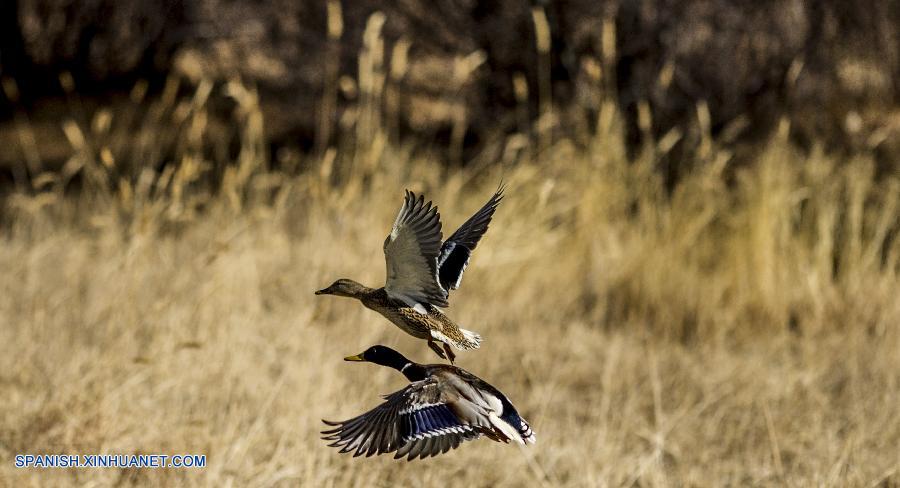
[315,278,368,298]
[344,345,411,370]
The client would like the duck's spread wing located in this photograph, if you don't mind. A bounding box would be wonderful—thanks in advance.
[383,191,449,308]
[438,185,504,292]
[321,379,482,460]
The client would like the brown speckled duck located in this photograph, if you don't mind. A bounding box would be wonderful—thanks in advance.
[315,186,504,363]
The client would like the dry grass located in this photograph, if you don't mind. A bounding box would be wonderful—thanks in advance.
[1,73,899,487]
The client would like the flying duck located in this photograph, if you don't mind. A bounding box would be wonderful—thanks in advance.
[315,186,504,363]
[322,345,536,460]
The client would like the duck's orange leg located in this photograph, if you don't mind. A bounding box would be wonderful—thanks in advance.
[442,343,456,364]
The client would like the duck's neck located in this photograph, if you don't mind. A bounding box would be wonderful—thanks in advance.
[378,349,427,381]
[398,362,428,381]
[358,287,388,308]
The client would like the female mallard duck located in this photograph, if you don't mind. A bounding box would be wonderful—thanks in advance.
[315,186,504,363]
[322,345,536,460]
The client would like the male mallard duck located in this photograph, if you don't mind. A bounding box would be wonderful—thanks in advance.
[315,186,504,363]
[322,345,536,460]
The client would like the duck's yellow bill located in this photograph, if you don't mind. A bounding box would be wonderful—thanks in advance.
[344,354,365,362]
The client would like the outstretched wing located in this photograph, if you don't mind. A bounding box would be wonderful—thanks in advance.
[321,379,482,460]
[438,185,505,292]
[383,191,449,308]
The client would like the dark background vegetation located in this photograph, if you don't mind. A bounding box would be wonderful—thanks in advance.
[1,0,898,179]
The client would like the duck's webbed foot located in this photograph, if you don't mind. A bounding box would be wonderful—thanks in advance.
[442,343,456,364]
[427,340,447,360]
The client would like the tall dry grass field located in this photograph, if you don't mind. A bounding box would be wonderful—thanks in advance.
[1,71,899,487]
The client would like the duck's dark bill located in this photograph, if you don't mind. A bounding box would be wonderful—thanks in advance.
[344,354,365,361]
[314,289,327,295]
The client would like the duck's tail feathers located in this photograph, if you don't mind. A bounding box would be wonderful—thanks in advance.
[489,412,525,444]
[431,328,482,350]
[488,414,536,445]
[460,328,482,349]
[519,418,537,444]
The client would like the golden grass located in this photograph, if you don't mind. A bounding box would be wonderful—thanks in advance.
[1,79,899,487]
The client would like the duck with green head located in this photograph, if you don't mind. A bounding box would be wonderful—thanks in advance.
[322,345,536,460]
[315,186,504,363]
